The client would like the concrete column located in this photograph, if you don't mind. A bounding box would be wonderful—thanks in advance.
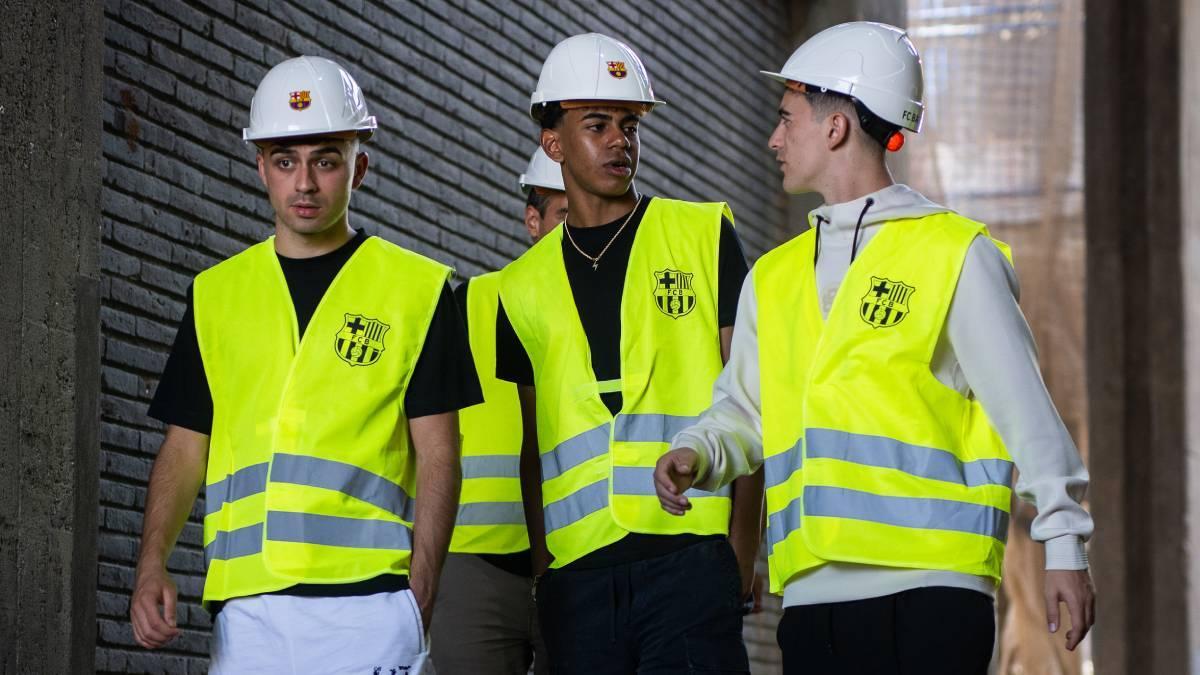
[1085,0,1188,672]
[1183,0,1200,671]
[0,1,103,672]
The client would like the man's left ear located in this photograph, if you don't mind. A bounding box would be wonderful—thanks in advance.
[352,151,370,188]
[827,113,852,150]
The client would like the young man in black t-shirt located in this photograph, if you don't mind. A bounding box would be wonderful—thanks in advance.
[129,57,480,673]
[495,34,764,674]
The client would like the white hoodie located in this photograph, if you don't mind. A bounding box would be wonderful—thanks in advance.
[675,184,1093,607]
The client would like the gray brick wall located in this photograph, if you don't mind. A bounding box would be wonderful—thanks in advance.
[98,1,791,671]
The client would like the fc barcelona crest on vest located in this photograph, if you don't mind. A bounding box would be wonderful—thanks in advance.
[860,277,915,328]
[654,269,696,319]
[335,313,390,366]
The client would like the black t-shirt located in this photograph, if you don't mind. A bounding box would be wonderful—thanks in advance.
[494,196,750,569]
[149,230,483,430]
[149,230,483,601]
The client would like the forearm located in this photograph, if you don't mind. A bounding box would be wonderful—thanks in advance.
[675,278,764,491]
[517,386,550,573]
[949,239,1093,568]
[409,412,461,598]
[137,426,208,569]
[727,468,764,579]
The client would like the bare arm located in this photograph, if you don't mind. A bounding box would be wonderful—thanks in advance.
[517,385,551,575]
[408,411,462,628]
[720,324,765,600]
[130,425,209,649]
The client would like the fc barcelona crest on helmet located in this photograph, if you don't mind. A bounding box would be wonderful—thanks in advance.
[860,277,915,329]
[607,60,627,79]
[653,269,696,319]
[335,313,390,366]
[289,90,312,110]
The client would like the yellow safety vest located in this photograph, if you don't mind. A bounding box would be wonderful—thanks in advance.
[755,212,1015,593]
[451,271,529,554]
[194,235,450,605]
[499,198,733,568]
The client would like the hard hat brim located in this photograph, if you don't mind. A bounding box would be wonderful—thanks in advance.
[518,178,566,194]
[528,97,666,120]
[243,118,378,143]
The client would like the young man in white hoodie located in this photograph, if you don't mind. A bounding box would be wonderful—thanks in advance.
[654,22,1095,674]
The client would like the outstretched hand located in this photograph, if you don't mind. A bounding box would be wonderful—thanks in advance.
[654,447,700,515]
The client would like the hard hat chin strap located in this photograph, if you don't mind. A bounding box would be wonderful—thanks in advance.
[851,99,903,152]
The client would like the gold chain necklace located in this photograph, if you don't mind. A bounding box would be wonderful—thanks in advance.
[563,195,643,271]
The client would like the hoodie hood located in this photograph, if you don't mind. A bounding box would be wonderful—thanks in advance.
[809,184,950,233]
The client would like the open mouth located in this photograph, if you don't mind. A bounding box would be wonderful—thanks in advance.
[604,158,632,176]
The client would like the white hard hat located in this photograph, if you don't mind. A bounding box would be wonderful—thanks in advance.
[243,56,378,142]
[529,33,665,119]
[518,147,565,194]
[762,21,924,133]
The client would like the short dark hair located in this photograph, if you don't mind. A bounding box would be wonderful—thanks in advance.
[801,88,896,151]
[535,102,566,130]
[525,187,551,218]
[802,89,858,124]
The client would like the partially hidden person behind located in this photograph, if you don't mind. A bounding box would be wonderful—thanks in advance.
[429,147,565,675]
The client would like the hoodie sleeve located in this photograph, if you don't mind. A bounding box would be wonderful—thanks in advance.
[948,237,1094,570]
[672,275,764,490]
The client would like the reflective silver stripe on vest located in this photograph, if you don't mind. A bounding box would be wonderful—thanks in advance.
[766,496,802,554]
[205,462,270,516]
[270,454,416,522]
[764,439,803,490]
[610,466,732,498]
[543,478,608,533]
[804,486,1010,542]
[541,423,610,481]
[462,455,521,479]
[456,501,526,527]
[266,511,414,550]
[806,428,1014,489]
[613,413,699,443]
[205,522,263,564]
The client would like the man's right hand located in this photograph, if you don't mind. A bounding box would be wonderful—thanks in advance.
[130,564,180,649]
[654,447,700,515]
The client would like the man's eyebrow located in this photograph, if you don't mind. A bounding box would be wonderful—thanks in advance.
[619,113,641,125]
[268,144,345,157]
[581,111,613,122]
[779,108,791,118]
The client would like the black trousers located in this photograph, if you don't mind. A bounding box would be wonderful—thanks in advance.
[778,587,995,675]
[536,539,750,674]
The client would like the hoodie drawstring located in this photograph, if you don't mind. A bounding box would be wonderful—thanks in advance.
[813,215,827,267]
[849,197,875,263]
